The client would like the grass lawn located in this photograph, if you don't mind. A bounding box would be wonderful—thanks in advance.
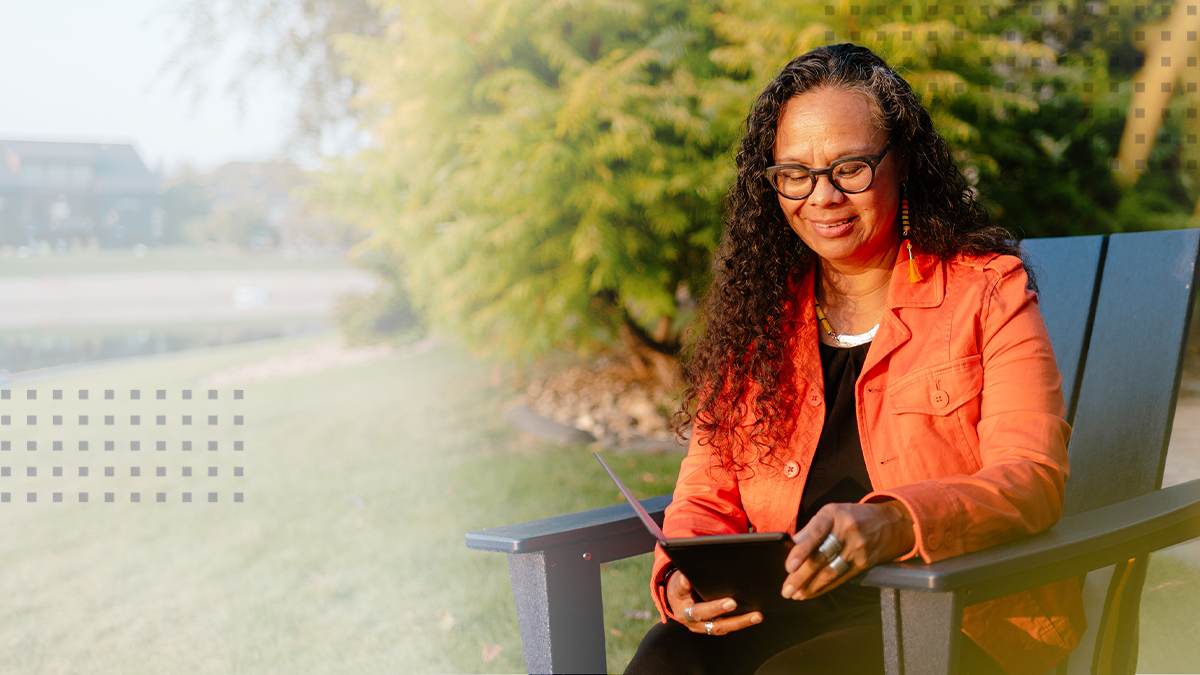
[1138,554,1200,672]
[0,335,678,673]
[0,335,1195,673]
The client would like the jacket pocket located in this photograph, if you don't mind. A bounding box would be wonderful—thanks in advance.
[887,354,983,416]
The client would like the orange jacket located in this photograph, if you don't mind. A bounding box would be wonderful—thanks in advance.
[651,250,1086,675]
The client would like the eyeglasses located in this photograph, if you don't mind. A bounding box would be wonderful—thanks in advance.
[765,142,892,200]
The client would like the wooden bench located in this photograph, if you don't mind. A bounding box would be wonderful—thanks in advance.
[466,230,1200,674]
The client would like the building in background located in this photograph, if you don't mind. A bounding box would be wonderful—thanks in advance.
[0,140,162,248]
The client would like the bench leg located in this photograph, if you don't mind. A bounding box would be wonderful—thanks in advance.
[881,588,963,675]
[507,542,607,674]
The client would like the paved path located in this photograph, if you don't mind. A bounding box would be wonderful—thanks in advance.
[1164,397,1200,489]
[0,271,376,328]
[1160,395,1200,564]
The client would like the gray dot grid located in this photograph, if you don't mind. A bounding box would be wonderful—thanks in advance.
[0,389,245,504]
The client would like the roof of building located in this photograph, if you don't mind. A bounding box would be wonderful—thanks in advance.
[0,139,158,193]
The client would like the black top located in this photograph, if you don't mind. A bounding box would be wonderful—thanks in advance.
[797,341,874,530]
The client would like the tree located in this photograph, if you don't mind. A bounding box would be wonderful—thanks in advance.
[1109,0,1200,226]
[704,0,1152,237]
[162,0,384,150]
[205,0,1184,372]
[323,0,1118,369]
[320,0,732,376]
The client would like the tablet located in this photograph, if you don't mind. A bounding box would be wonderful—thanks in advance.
[662,532,799,614]
[593,452,804,616]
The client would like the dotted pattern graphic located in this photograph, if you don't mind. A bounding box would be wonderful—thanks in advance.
[0,389,245,504]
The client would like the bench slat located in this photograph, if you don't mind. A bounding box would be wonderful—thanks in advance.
[1020,235,1106,424]
[1064,229,1200,517]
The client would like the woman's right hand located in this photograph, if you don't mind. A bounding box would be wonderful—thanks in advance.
[665,570,763,635]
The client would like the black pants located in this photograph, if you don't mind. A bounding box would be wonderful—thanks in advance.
[626,585,1004,675]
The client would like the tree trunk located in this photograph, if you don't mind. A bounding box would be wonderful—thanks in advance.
[618,322,682,393]
[1115,8,1200,187]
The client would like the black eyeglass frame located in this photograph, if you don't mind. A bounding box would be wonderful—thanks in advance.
[764,142,893,201]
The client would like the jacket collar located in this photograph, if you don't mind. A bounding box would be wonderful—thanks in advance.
[790,246,944,381]
[794,246,944,310]
[866,246,943,376]
[884,246,944,309]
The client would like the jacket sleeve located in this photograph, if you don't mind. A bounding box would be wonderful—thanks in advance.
[864,259,1072,564]
[649,426,750,622]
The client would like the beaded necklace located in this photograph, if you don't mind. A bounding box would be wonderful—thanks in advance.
[814,299,878,348]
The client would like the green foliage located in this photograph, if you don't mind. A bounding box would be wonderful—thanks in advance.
[952,86,1124,237]
[335,249,422,346]
[327,0,729,363]
[958,0,1200,235]
[704,1,1194,238]
[1108,62,1200,232]
[320,0,1197,364]
[334,285,421,346]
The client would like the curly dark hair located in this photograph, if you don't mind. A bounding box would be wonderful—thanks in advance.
[677,43,1024,475]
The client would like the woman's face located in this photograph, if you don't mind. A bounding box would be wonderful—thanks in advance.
[772,87,903,272]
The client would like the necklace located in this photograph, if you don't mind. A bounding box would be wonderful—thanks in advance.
[814,300,878,348]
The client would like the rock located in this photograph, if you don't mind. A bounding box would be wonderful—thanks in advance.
[511,356,683,449]
[506,405,597,445]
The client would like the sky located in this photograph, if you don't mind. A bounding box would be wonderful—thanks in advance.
[0,0,297,173]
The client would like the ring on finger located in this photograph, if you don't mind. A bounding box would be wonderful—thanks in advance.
[827,554,852,576]
[683,605,696,623]
[816,533,843,564]
[705,620,715,636]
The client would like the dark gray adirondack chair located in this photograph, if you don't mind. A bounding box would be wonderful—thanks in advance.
[865,229,1200,675]
[465,229,1200,675]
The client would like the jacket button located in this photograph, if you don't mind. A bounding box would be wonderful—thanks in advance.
[930,390,949,408]
[807,390,822,407]
[784,461,800,478]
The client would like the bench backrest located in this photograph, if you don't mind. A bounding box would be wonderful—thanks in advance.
[1023,230,1199,673]
[1024,231,1200,516]
[1060,230,1200,517]
[1020,235,1106,426]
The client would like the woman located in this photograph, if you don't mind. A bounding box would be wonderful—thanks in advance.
[627,44,1085,675]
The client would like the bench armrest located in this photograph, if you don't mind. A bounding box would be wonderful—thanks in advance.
[467,476,1200,597]
[464,481,1199,674]
[861,478,1200,606]
[465,493,673,555]
[465,494,674,673]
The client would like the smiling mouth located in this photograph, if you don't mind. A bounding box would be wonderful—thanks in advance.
[814,216,856,228]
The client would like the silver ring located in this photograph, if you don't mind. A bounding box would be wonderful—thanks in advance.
[827,554,852,576]
[683,605,695,623]
[817,534,843,564]
[704,619,715,636]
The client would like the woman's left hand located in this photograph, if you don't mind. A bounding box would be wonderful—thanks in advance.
[780,500,915,600]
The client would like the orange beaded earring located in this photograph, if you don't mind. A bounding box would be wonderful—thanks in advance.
[901,184,922,283]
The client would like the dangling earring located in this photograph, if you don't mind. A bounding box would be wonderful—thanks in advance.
[901,183,922,283]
